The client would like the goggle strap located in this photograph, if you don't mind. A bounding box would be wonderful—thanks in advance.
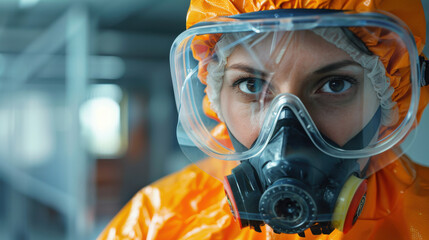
[419,55,429,87]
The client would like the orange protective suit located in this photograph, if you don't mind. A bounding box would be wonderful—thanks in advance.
[98,0,429,239]
[98,156,429,239]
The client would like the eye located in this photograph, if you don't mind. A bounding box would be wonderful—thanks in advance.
[237,78,266,94]
[319,78,353,94]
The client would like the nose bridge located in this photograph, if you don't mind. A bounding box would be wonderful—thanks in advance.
[267,93,309,132]
[275,76,302,96]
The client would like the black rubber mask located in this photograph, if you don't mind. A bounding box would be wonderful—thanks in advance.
[223,107,380,237]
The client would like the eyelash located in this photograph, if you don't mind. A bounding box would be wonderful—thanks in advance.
[232,76,268,96]
[316,75,359,95]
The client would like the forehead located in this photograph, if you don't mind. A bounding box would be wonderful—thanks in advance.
[225,30,355,71]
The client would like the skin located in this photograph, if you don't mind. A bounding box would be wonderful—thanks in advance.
[219,30,380,154]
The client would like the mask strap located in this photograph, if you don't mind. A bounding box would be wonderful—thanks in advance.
[419,56,429,87]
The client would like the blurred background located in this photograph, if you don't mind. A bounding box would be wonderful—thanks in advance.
[0,0,427,239]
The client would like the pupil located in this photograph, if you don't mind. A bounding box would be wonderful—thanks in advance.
[329,80,344,92]
[246,80,259,93]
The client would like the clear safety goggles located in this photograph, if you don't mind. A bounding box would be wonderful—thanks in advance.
[170,9,421,163]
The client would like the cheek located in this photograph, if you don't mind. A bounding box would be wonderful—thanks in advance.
[313,107,366,146]
[310,94,379,147]
[219,91,260,149]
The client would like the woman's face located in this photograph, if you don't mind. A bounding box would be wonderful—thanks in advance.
[219,31,380,148]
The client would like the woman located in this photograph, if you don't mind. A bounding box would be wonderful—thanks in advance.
[98,0,429,239]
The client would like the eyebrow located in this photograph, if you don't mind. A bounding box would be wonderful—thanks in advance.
[226,63,269,78]
[313,60,362,74]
